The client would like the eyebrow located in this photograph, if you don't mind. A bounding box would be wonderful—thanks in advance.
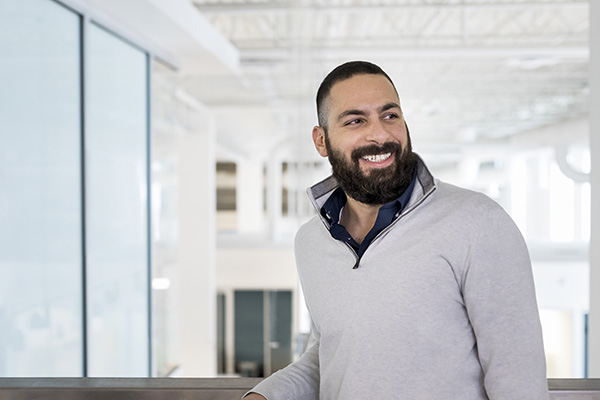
[380,102,401,113]
[336,102,401,122]
[336,109,367,122]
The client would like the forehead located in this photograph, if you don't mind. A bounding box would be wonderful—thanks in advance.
[328,74,400,113]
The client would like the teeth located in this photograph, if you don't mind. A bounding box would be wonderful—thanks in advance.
[362,153,392,162]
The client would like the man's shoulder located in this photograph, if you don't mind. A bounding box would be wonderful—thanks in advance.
[429,180,517,231]
[294,214,342,256]
[293,215,337,272]
[435,180,502,211]
[295,215,325,242]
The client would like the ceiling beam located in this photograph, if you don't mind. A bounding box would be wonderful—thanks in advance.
[193,1,588,14]
[240,46,589,63]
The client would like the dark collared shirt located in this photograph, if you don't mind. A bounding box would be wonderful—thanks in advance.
[320,174,416,259]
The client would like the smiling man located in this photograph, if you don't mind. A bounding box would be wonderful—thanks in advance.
[244,61,549,400]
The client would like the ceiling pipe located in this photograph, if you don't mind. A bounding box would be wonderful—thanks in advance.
[554,146,590,183]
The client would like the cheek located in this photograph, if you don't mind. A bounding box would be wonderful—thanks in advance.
[391,124,408,139]
[344,135,369,151]
[328,134,355,154]
[389,130,409,150]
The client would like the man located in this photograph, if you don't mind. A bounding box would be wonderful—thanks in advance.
[245,61,549,399]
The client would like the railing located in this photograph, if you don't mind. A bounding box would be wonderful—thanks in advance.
[0,378,599,399]
[549,379,600,399]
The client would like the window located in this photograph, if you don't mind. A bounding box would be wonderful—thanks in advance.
[0,0,151,377]
[85,23,150,377]
[0,0,83,376]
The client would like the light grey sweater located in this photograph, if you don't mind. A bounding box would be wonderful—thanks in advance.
[250,157,549,399]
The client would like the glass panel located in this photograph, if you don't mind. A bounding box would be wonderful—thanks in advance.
[86,23,149,377]
[150,60,185,378]
[0,0,83,376]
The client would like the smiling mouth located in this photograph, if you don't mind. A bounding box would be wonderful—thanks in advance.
[361,153,392,163]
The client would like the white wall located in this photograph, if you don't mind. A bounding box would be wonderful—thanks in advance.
[216,247,298,291]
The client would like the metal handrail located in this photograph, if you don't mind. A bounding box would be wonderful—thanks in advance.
[0,377,598,399]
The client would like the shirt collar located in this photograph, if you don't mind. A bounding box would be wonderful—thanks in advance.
[320,171,417,225]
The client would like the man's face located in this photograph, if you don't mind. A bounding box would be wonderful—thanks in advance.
[312,73,417,205]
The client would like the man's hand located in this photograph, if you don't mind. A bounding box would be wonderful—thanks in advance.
[243,394,267,400]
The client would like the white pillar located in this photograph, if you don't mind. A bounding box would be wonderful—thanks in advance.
[267,158,283,241]
[176,118,217,376]
[236,160,265,234]
[527,155,551,240]
[296,162,308,219]
[287,161,298,220]
[589,0,600,377]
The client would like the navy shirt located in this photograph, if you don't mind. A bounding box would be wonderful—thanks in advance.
[320,174,416,259]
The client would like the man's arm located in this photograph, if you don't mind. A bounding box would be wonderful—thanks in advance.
[242,329,320,400]
[463,206,549,399]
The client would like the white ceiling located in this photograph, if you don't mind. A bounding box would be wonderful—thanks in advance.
[178,0,589,166]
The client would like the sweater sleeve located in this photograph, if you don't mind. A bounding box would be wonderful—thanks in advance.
[461,205,549,400]
[244,328,320,400]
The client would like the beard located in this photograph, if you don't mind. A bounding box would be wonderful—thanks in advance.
[325,131,418,205]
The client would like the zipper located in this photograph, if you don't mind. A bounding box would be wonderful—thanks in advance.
[349,183,437,269]
[348,244,360,269]
[365,183,437,251]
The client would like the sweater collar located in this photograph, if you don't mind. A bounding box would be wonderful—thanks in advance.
[307,153,436,215]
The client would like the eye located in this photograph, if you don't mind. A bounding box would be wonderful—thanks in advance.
[344,118,363,126]
[383,113,399,120]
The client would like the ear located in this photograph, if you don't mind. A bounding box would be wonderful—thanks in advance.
[312,126,328,157]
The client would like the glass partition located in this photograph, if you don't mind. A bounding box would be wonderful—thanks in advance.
[0,0,83,376]
[85,23,149,377]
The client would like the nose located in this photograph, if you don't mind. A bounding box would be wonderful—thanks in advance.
[364,119,392,144]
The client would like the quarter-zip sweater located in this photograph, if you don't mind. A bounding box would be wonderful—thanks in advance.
[249,156,549,400]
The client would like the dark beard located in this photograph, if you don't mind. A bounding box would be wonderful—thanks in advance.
[325,135,418,205]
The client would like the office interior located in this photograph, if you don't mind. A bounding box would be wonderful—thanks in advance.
[1,0,599,382]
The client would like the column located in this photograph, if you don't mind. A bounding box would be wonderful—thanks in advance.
[267,158,283,241]
[177,114,217,376]
[236,160,265,234]
[589,0,600,377]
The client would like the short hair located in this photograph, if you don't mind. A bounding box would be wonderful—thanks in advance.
[316,61,398,128]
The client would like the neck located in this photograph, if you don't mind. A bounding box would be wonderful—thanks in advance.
[340,196,382,245]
